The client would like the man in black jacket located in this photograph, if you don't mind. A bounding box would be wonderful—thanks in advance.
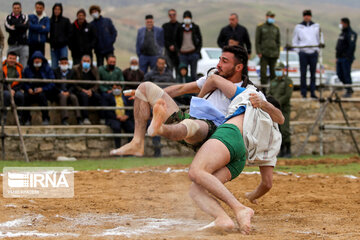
[336,17,357,98]
[162,9,181,73]
[176,10,202,81]
[54,57,81,125]
[217,13,251,57]
[68,9,96,65]
[50,3,71,69]
[4,2,29,68]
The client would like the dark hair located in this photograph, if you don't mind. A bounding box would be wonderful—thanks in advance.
[157,56,166,62]
[77,9,86,16]
[303,9,312,16]
[230,13,238,19]
[341,17,350,26]
[168,9,176,13]
[35,1,45,7]
[89,5,101,14]
[145,14,153,20]
[12,2,21,7]
[106,54,116,60]
[59,57,68,61]
[7,51,18,57]
[183,10,192,19]
[222,45,252,87]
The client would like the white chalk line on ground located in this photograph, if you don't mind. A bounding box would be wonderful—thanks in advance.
[0,213,208,238]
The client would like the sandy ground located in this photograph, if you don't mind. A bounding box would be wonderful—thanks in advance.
[0,158,360,240]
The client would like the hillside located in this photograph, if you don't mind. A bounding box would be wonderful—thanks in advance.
[0,0,359,69]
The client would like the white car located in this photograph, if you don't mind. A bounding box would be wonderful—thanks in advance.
[250,51,331,86]
[196,47,258,79]
[328,70,360,86]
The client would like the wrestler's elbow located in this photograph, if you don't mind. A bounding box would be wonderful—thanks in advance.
[278,114,285,125]
[188,168,200,183]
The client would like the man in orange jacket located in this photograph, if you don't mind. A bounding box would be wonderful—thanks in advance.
[3,51,25,124]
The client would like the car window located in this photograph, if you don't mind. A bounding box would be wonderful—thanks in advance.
[206,49,222,59]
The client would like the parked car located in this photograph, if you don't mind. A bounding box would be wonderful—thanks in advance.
[196,47,258,79]
[328,70,360,86]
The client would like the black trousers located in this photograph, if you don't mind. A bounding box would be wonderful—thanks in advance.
[23,91,49,122]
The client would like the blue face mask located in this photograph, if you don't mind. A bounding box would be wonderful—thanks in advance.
[82,62,91,69]
[275,70,283,77]
[267,18,275,24]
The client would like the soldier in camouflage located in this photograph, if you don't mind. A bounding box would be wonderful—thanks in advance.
[256,11,280,93]
[268,62,293,158]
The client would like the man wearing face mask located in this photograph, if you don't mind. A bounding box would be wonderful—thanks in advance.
[122,56,144,90]
[54,57,81,125]
[104,84,134,148]
[255,11,280,93]
[176,10,202,82]
[268,62,293,158]
[71,55,101,125]
[336,18,357,98]
[22,51,55,125]
[99,55,125,124]
[89,5,117,67]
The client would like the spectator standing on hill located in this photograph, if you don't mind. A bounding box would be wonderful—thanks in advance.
[89,5,117,67]
[70,55,101,125]
[69,9,97,65]
[22,51,55,125]
[28,1,50,58]
[176,10,202,81]
[136,14,164,74]
[3,52,24,124]
[217,13,251,57]
[0,27,4,56]
[292,9,324,99]
[49,3,71,69]
[122,56,144,90]
[162,9,181,73]
[5,2,29,68]
[255,11,280,93]
[53,57,81,125]
[336,17,357,98]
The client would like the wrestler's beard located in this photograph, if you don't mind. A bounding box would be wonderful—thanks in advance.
[218,66,236,79]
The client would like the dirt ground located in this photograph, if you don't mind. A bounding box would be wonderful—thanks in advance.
[1,158,360,240]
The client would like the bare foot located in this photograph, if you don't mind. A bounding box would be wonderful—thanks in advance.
[109,141,144,156]
[197,218,235,232]
[236,207,254,235]
[245,192,258,204]
[147,99,167,136]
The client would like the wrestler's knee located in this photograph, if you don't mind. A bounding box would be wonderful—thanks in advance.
[261,178,273,191]
[135,81,164,105]
[188,167,200,184]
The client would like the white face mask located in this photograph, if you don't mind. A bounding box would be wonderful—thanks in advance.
[130,65,139,71]
[339,23,343,30]
[183,18,192,24]
[60,64,68,71]
[112,88,122,96]
[92,12,100,19]
[33,62,42,68]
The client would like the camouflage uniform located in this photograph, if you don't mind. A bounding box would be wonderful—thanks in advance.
[256,13,280,89]
[269,63,293,157]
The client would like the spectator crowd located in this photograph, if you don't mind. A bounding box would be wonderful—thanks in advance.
[0,2,357,151]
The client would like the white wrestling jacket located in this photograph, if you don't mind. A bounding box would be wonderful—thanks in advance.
[226,85,282,164]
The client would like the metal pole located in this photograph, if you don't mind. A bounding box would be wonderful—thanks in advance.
[318,28,324,156]
[335,93,360,155]
[286,28,289,78]
[0,65,5,160]
[7,84,29,162]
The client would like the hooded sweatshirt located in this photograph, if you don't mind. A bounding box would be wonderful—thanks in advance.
[23,51,55,92]
[50,3,71,49]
